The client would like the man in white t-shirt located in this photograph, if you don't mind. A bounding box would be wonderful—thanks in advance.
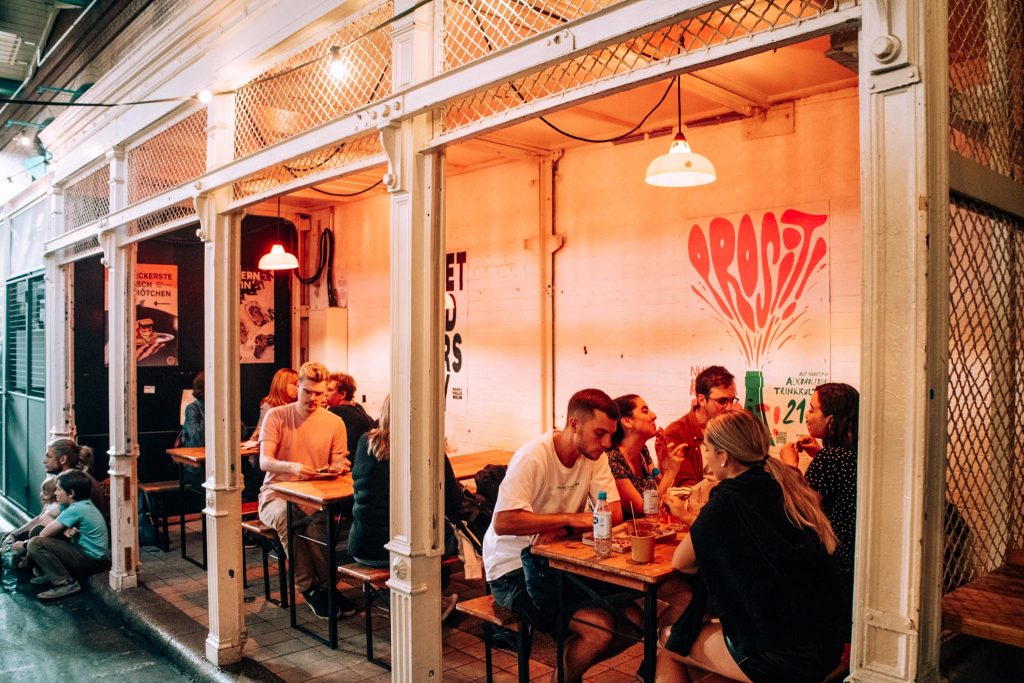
[258,361,353,619]
[483,388,624,682]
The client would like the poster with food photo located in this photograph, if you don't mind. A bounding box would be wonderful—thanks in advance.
[240,269,275,363]
[135,264,180,367]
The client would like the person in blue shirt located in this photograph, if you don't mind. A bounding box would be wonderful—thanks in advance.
[16,469,111,601]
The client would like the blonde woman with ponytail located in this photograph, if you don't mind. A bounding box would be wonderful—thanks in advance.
[656,410,845,683]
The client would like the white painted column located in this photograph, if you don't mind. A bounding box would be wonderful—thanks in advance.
[44,188,74,442]
[103,229,139,590]
[851,2,948,681]
[198,89,246,666]
[384,2,445,678]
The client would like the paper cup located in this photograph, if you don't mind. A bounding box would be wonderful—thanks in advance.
[630,532,656,564]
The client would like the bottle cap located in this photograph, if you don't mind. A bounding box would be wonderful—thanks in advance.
[597,491,607,500]
[652,468,660,477]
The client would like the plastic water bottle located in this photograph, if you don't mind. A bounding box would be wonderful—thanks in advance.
[2,546,17,592]
[643,469,661,531]
[593,491,613,558]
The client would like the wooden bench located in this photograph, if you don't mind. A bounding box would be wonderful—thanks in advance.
[337,555,463,671]
[455,594,532,683]
[241,519,288,607]
[139,480,179,551]
[942,548,1024,648]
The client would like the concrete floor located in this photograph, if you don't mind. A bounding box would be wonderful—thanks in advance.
[0,579,193,682]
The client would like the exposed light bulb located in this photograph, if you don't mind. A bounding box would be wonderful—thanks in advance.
[198,89,213,103]
[328,47,348,80]
[18,133,33,148]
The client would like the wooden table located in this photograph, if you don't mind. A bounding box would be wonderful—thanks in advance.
[166,444,260,568]
[268,476,355,649]
[532,533,683,683]
[450,449,513,481]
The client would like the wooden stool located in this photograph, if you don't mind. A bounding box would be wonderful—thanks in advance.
[241,519,288,607]
[138,480,178,551]
[455,594,532,683]
[337,555,462,671]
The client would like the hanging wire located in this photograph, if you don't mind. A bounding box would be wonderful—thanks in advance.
[534,75,679,144]
[294,218,338,307]
[310,178,383,196]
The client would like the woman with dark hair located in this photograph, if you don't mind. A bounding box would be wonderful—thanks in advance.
[780,382,860,628]
[606,394,687,520]
[181,372,205,447]
[658,410,845,682]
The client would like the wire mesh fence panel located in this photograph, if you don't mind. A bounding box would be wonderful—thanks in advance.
[126,201,198,239]
[441,0,839,133]
[233,1,393,159]
[232,132,383,202]
[949,0,1024,183]
[57,236,102,265]
[441,0,625,71]
[63,165,111,233]
[127,109,208,205]
[944,195,1024,594]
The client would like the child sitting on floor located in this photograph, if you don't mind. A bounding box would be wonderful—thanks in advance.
[13,470,111,601]
[2,479,61,565]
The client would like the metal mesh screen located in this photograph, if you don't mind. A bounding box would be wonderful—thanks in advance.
[949,0,1024,183]
[126,201,197,239]
[441,0,625,71]
[233,1,393,159]
[232,132,383,201]
[441,0,838,133]
[57,235,102,265]
[63,165,110,232]
[126,108,208,205]
[944,195,1024,593]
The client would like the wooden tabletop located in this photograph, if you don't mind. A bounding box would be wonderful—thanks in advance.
[166,443,260,466]
[450,449,514,481]
[267,476,355,507]
[531,532,683,591]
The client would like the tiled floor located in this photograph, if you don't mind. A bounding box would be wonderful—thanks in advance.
[134,520,727,682]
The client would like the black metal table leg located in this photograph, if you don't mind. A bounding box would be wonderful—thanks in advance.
[178,464,187,559]
[287,501,297,628]
[643,586,657,683]
[556,570,565,683]
[326,505,338,649]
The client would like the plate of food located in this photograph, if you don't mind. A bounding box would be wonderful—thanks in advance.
[581,522,678,552]
[310,466,343,480]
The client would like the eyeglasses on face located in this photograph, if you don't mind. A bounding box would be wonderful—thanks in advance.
[706,396,739,406]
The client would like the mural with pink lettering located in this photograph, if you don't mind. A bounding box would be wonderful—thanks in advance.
[685,204,831,449]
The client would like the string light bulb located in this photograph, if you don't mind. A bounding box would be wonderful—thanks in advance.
[18,133,33,148]
[198,89,212,103]
[328,46,349,80]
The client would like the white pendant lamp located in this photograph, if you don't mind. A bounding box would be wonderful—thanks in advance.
[645,77,716,188]
[258,243,299,270]
[258,197,299,270]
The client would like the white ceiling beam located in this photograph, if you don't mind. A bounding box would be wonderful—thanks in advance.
[684,73,770,116]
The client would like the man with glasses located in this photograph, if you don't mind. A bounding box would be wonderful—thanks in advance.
[663,366,739,486]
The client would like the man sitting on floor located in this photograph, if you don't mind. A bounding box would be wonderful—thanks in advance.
[483,388,624,683]
[18,469,111,601]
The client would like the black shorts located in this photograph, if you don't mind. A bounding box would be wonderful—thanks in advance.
[488,547,625,635]
[724,633,843,683]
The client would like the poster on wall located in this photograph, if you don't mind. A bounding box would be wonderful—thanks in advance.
[135,264,180,367]
[240,269,275,363]
[445,250,468,416]
[682,203,831,450]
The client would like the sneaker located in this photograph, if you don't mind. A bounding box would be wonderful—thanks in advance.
[333,590,358,618]
[30,574,52,586]
[302,587,332,619]
[37,581,81,601]
[440,593,459,622]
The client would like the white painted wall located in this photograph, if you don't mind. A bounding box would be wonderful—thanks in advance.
[333,88,861,453]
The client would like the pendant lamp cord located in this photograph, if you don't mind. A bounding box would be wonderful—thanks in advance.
[294,224,337,307]
[677,76,683,133]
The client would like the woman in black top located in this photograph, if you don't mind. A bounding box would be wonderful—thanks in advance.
[658,410,845,683]
[780,382,859,630]
[348,396,462,591]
